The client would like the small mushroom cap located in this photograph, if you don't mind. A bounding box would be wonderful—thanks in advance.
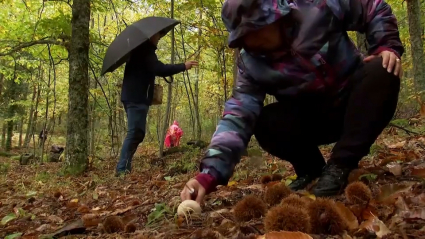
[177,200,202,216]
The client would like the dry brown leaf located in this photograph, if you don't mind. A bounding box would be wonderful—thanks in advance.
[82,213,100,227]
[387,141,406,149]
[359,215,391,238]
[411,162,425,178]
[386,163,402,176]
[48,215,64,224]
[400,207,425,220]
[342,231,353,239]
[256,231,313,239]
[36,224,51,232]
[377,182,415,204]
[335,202,359,230]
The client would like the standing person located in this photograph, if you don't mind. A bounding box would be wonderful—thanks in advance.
[116,32,198,176]
[181,0,403,203]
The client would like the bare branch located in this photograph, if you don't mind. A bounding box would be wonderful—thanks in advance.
[0,39,64,56]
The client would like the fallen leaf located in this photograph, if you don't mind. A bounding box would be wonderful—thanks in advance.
[36,224,51,232]
[342,231,353,239]
[256,231,313,239]
[82,213,100,227]
[400,207,425,220]
[387,141,406,149]
[4,233,22,239]
[359,215,391,238]
[48,215,64,224]
[335,202,359,230]
[26,191,37,197]
[92,191,98,200]
[411,162,425,178]
[377,182,415,204]
[227,181,237,187]
[386,163,402,176]
[45,219,86,238]
[1,213,17,225]
[70,199,78,203]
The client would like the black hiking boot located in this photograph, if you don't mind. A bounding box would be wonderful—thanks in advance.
[288,175,315,191]
[312,163,351,197]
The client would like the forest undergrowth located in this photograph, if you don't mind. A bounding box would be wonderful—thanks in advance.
[1,121,425,239]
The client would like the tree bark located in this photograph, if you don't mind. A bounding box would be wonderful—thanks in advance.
[90,80,97,157]
[1,123,6,149]
[406,0,425,102]
[158,0,175,157]
[194,10,202,140]
[65,0,90,174]
[356,32,368,55]
[24,84,37,148]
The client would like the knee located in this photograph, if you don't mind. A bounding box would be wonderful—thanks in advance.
[363,57,400,91]
[127,128,145,142]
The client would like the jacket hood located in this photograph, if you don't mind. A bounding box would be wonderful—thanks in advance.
[221,0,295,48]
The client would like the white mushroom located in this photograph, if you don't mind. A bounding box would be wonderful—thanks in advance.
[177,200,202,217]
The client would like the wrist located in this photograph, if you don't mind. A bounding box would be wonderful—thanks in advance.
[371,47,401,59]
[195,171,217,194]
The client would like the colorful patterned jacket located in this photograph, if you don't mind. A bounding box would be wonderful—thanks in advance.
[195,0,404,193]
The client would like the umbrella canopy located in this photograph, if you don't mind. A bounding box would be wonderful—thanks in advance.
[101,16,180,76]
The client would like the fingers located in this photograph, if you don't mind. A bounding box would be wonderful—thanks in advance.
[394,58,402,77]
[195,187,206,205]
[381,52,390,69]
[387,53,397,73]
[363,55,375,62]
[180,188,191,201]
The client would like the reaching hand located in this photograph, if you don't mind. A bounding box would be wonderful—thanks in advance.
[363,50,402,78]
[180,178,206,205]
[185,61,198,70]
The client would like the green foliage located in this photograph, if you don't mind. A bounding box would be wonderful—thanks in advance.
[35,171,51,182]
[146,203,172,226]
[359,173,378,182]
[168,146,200,175]
[0,162,10,173]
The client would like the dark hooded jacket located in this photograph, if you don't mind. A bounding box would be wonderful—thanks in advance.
[121,41,186,105]
[195,0,404,193]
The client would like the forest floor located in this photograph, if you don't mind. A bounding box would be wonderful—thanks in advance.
[1,121,425,239]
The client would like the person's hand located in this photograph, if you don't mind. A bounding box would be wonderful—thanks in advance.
[363,50,402,78]
[180,178,206,205]
[185,61,198,70]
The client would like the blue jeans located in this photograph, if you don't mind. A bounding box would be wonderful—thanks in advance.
[116,102,149,174]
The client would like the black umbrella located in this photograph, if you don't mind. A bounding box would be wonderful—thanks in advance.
[101,16,180,76]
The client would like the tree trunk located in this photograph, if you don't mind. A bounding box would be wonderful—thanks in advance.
[158,0,175,157]
[6,116,13,151]
[5,78,19,151]
[90,80,97,157]
[194,10,202,140]
[0,72,4,99]
[1,123,6,149]
[65,0,90,174]
[24,84,37,148]
[406,0,425,102]
[356,32,368,55]
[18,116,24,147]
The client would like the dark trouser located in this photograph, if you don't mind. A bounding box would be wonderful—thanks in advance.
[116,102,149,173]
[254,58,400,177]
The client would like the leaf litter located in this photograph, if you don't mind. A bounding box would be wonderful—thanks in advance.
[0,132,425,238]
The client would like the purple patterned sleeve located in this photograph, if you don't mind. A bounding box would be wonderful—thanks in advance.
[292,0,403,59]
[199,67,266,187]
[330,0,404,57]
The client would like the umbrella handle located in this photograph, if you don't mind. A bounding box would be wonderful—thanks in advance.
[162,76,173,84]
